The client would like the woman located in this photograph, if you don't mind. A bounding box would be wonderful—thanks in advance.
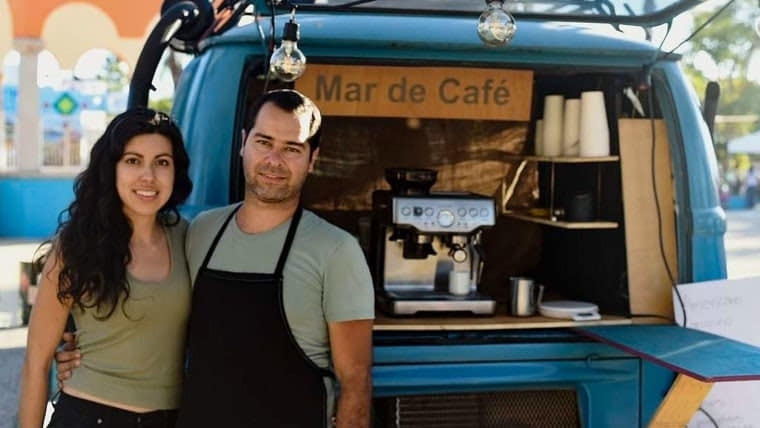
[19,107,193,428]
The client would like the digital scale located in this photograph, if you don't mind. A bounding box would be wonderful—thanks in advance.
[539,300,601,321]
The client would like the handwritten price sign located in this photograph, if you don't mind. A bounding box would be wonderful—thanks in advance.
[675,277,760,428]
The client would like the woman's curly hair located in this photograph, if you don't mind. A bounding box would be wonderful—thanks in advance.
[53,107,192,319]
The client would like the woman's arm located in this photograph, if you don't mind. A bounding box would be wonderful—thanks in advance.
[18,251,72,428]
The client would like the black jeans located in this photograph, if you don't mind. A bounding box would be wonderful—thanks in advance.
[48,392,178,428]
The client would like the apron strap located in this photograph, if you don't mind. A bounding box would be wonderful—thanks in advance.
[199,204,242,271]
[269,206,334,381]
[274,206,303,278]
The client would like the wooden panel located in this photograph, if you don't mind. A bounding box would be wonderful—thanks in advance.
[502,211,619,229]
[506,155,620,163]
[576,325,760,382]
[618,119,677,318]
[648,375,713,428]
[374,312,631,331]
[297,64,533,121]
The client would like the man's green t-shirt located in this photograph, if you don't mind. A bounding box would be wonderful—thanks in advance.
[184,204,375,417]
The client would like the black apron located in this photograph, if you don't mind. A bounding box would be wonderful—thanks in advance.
[176,205,332,427]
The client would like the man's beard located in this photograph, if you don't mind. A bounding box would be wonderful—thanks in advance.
[245,167,301,203]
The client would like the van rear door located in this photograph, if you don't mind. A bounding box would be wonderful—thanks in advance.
[285,0,705,27]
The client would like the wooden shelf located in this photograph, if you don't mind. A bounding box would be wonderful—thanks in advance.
[503,211,619,229]
[508,155,620,163]
[374,312,632,331]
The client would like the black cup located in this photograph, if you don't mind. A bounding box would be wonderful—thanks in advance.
[566,192,593,222]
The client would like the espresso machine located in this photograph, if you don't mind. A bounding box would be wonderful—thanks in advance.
[369,168,496,315]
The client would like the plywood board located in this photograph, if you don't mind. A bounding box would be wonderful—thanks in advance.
[618,119,678,318]
[374,312,631,331]
[675,277,760,426]
[648,375,713,428]
[297,64,533,121]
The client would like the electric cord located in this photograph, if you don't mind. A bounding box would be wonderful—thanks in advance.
[266,1,279,92]
[253,10,271,92]
[655,19,673,55]
[647,99,720,426]
[657,0,736,61]
[699,406,720,428]
[644,77,722,428]
[646,89,686,328]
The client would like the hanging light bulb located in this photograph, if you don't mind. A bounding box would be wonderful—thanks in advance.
[477,0,517,47]
[270,9,306,82]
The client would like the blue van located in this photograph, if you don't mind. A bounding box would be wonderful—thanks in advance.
[131,0,757,426]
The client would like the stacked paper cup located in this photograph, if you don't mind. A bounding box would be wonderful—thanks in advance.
[562,98,581,156]
[579,91,610,157]
[542,95,564,157]
[534,119,544,155]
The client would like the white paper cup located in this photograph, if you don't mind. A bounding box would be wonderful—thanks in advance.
[449,270,471,296]
[542,95,564,157]
[562,98,581,156]
[579,91,610,157]
[534,119,544,156]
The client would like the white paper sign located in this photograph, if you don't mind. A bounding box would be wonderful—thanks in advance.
[674,276,760,427]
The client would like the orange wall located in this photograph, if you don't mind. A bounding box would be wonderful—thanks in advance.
[9,0,161,38]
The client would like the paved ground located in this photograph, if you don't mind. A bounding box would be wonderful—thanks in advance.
[0,240,43,428]
[723,209,760,279]
[1,209,760,427]
[0,328,27,428]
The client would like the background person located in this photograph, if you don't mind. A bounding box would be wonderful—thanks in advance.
[19,107,193,428]
[745,165,758,208]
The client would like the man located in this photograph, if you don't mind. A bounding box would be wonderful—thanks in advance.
[57,89,375,427]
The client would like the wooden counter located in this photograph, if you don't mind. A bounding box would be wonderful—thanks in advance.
[373,312,632,331]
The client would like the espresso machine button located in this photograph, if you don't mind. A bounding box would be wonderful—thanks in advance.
[437,209,455,228]
[413,206,424,216]
[401,206,412,216]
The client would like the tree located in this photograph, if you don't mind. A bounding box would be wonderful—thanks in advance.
[149,51,193,113]
[679,0,760,167]
[96,54,129,94]
[149,98,173,114]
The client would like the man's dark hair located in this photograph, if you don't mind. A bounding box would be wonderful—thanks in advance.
[245,89,322,152]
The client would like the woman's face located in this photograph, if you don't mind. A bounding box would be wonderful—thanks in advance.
[116,133,175,222]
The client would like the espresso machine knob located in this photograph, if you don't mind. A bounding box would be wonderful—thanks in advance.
[437,209,455,228]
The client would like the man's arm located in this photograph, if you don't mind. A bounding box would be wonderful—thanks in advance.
[328,319,373,428]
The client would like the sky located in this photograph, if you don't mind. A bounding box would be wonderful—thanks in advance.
[1,47,180,99]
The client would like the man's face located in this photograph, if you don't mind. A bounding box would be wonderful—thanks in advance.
[241,102,319,205]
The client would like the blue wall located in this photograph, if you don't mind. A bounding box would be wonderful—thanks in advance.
[0,176,75,238]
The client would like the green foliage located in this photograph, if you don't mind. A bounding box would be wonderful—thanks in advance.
[97,55,129,93]
[149,98,173,114]
[680,0,760,165]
